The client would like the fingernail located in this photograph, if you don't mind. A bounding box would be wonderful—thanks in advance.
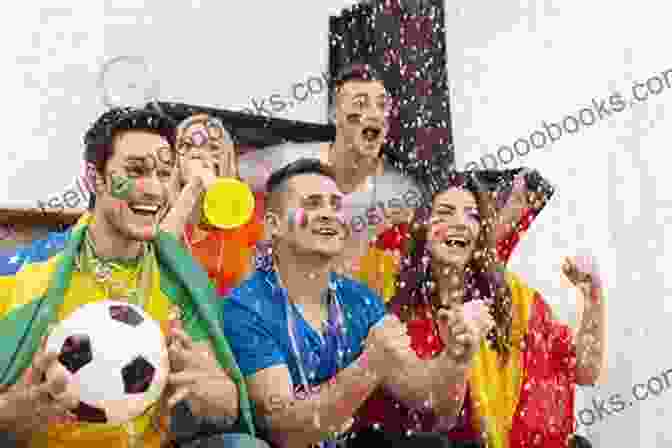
[64,413,78,424]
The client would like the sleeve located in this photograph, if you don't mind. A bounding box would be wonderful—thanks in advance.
[220,299,287,377]
[528,293,576,381]
[351,280,387,330]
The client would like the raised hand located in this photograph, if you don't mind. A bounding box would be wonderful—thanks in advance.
[435,300,493,366]
[163,323,238,420]
[179,150,218,191]
[562,253,603,303]
[212,142,238,179]
[364,315,415,377]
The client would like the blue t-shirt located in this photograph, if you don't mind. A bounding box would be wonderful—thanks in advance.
[220,268,386,387]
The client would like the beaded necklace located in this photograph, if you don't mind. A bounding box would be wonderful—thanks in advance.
[76,231,153,308]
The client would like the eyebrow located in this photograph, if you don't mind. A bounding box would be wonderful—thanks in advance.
[436,203,479,211]
[302,193,343,202]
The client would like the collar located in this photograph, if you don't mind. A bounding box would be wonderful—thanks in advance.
[261,266,341,296]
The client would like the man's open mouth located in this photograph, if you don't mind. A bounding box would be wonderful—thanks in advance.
[361,126,382,143]
[129,204,162,218]
[313,227,339,237]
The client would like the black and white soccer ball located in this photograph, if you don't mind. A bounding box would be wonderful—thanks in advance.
[45,300,169,424]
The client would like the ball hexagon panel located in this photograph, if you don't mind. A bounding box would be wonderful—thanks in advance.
[109,304,144,327]
[122,356,155,394]
[59,334,93,373]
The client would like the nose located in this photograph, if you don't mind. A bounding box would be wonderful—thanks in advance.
[362,107,384,124]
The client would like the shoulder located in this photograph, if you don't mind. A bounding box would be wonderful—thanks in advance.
[377,163,422,203]
[221,270,277,318]
[334,275,386,315]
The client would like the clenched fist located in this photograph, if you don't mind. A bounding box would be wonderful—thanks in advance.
[436,300,493,366]
[0,338,79,439]
[364,315,415,378]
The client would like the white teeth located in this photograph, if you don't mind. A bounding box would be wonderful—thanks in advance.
[316,228,337,236]
[362,127,381,141]
[131,205,159,213]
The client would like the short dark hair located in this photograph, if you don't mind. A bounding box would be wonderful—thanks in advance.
[332,63,383,91]
[265,158,337,211]
[83,106,176,208]
[83,107,176,173]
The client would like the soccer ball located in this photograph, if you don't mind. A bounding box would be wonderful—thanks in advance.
[45,301,169,425]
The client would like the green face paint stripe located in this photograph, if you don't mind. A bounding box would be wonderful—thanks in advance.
[110,174,135,199]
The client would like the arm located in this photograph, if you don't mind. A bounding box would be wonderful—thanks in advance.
[160,153,218,240]
[561,255,607,385]
[574,280,607,385]
[160,179,205,241]
[220,298,383,446]
[247,352,381,447]
[375,314,470,418]
[187,340,239,420]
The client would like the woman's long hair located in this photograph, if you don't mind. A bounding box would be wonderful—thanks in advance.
[391,172,513,361]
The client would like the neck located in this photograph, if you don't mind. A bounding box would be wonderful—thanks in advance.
[329,137,381,194]
[274,245,332,306]
[89,211,144,261]
[432,263,466,308]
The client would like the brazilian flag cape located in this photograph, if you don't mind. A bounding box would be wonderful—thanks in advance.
[0,219,255,437]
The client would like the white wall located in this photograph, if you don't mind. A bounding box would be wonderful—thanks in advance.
[0,0,360,208]
[4,1,672,445]
[448,0,672,446]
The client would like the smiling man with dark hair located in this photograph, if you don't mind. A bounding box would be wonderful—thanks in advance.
[0,107,265,448]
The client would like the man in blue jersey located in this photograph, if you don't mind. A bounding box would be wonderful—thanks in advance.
[221,158,491,447]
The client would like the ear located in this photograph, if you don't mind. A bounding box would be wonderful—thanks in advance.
[264,211,281,238]
[93,169,107,195]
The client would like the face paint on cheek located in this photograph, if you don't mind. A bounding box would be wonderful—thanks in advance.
[287,208,307,229]
[431,222,451,240]
[110,174,136,200]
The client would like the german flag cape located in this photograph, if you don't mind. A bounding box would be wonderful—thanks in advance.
[0,219,255,436]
